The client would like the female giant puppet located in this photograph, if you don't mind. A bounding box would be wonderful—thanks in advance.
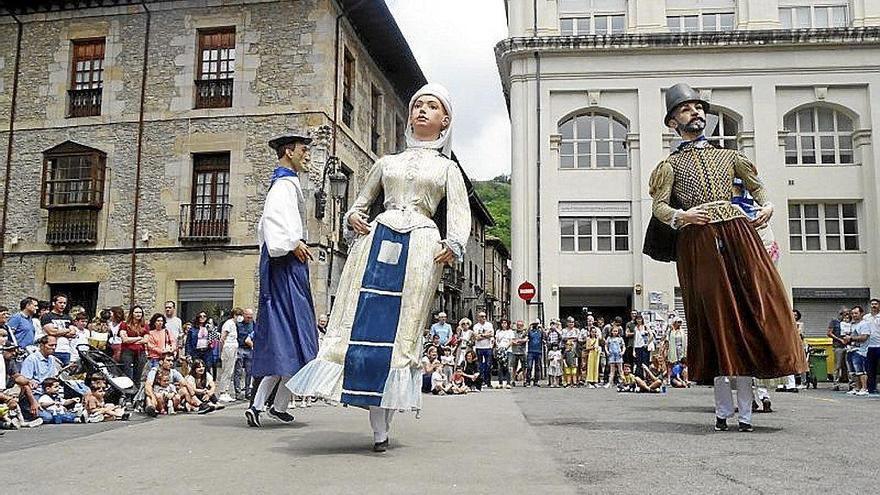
[288,84,470,451]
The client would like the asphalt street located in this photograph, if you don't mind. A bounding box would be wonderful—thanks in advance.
[2,385,874,494]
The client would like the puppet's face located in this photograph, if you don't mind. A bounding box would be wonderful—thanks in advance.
[668,101,706,134]
[409,95,449,140]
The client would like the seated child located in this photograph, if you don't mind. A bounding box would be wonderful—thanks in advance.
[83,375,129,422]
[450,367,469,395]
[431,365,452,395]
[152,370,180,415]
[616,364,637,393]
[670,358,689,388]
[37,378,80,424]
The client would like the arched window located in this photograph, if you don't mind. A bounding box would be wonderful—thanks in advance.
[670,108,740,151]
[559,112,628,169]
[784,107,854,165]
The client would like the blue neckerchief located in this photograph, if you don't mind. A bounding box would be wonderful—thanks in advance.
[676,135,708,151]
[732,190,759,219]
[270,166,297,187]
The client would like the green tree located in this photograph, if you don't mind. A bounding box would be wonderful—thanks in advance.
[473,179,511,249]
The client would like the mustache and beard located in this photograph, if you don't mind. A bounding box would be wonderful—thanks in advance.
[676,116,706,135]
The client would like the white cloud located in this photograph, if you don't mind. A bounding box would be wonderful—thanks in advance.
[386,0,511,180]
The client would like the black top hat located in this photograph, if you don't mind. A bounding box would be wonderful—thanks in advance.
[664,83,710,126]
[268,133,312,151]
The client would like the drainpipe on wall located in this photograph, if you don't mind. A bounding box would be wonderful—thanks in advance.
[533,0,543,307]
[129,3,152,305]
[0,14,23,272]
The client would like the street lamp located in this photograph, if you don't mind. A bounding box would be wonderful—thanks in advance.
[312,124,349,219]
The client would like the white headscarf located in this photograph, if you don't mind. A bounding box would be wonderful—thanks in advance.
[405,83,453,158]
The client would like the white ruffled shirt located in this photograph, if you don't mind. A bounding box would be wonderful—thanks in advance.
[257,174,306,258]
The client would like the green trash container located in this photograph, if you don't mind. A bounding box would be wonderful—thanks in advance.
[809,350,828,383]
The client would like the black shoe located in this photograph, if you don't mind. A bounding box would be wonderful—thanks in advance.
[738,422,754,432]
[197,402,214,415]
[714,417,728,431]
[267,407,295,423]
[245,407,262,427]
[373,438,389,453]
[121,411,131,421]
[145,404,158,418]
[762,398,772,413]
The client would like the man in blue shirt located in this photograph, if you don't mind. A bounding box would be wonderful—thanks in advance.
[7,297,38,349]
[19,335,59,420]
[527,320,545,387]
[430,312,453,346]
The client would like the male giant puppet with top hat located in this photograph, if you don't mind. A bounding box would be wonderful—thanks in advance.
[245,133,318,428]
[645,83,806,432]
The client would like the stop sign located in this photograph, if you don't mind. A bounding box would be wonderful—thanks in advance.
[518,281,536,302]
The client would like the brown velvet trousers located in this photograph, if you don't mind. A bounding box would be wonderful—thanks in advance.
[677,217,807,382]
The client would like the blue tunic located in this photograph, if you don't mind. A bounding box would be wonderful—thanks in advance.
[251,167,318,378]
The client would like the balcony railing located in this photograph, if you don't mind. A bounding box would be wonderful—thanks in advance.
[179,203,231,241]
[441,267,465,292]
[68,88,102,118]
[46,209,98,245]
[194,78,233,108]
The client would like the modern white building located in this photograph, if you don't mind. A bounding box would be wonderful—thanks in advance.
[497,0,880,335]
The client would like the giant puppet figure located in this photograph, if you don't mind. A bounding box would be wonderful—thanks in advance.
[645,83,806,432]
[245,133,319,428]
[288,83,471,452]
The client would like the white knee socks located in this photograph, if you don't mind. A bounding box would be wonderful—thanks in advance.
[252,375,293,412]
[369,406,395,443]
[714,376,754,425]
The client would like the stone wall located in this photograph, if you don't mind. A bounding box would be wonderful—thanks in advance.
[0,0,422,318]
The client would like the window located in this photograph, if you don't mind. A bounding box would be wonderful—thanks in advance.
[342,48,355,127]
[42,142,106,209]
[180,153,231,240]
[559,112,628,169]
[195,28,235,108]
[41,141,106,245]
[783,107,854,165]
[69,39,105,118]
[780,5,847,29]
[370,85,381,154]
[667,12,735,32]
[560,14,625,35]
[789,203,859,252]
[560,217,629,252]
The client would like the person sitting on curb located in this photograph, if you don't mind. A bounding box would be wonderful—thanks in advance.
[144,353,218,416]
[83,374,129,422]
[634,358,665,393]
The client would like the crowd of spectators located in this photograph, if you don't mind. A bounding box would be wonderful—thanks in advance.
[420,309,692,396]
[1,293,259,432]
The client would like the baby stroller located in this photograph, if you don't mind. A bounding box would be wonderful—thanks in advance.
[76,344,137,406]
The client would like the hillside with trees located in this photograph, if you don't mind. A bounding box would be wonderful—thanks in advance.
[473,175,511,249]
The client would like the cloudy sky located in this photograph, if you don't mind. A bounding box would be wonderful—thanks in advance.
[386,0,511,181]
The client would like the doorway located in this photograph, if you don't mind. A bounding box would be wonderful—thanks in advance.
[48,282,99,319]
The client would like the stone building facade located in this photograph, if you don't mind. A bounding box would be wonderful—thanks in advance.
[0,0,428,322]
[484,236,511,321]
[499,0,880,334]
[436,194,495,323]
